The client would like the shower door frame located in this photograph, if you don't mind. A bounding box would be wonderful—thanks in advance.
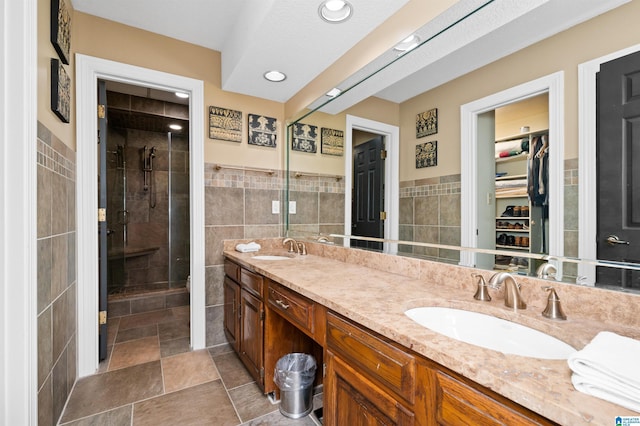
[76,54,205,378]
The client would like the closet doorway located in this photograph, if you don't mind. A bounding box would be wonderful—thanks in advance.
[461,72,565,274]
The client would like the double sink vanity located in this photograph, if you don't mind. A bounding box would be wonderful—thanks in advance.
[223,238,640,425]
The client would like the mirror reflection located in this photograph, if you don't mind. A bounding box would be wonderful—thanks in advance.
[284,1,640,292]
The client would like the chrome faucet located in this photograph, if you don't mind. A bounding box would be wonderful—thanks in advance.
[283,238,298,253]
[488,272,527,311]
[536,262,557,280]
[297,241,307,255]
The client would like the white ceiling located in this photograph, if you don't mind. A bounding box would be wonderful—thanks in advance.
[71,0,410,103]
[72,0,629,112]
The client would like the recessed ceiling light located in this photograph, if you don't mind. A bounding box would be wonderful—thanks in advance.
[393,34,420,53]
[175,92,189,99]
[326,88,342,97]
[169,124,182,130]
[319,0,353,23]
[264,70,287,82]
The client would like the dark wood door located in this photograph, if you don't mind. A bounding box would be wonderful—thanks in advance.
[352,136,384,250]
[239,288,264,387]
[98,80,108,361]
[223,277,240,352]
[597,49,640,289]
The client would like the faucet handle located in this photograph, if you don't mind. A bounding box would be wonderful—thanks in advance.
[472,274,491,301]
[541,286,567,320]
[282,238,298,253]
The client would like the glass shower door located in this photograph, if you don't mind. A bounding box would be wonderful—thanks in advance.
[168,132,190,289]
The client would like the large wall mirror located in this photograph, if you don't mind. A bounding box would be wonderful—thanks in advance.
[284,0,640,293]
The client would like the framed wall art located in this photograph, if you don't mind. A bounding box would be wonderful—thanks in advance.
[50,0,71,65]
[51,59,70,123]
[292,123,317,153]
[320,128,344,156]
[416,108,438,138]
[416,140,437,168]
[209,106,242,142]
[248,114,277,147]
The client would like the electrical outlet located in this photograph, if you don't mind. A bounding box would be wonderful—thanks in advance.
[289,201,297,214]
[272,200,279,214]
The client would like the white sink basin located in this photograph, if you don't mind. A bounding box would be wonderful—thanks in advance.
[251,255,292,260]
[405,307,576,360]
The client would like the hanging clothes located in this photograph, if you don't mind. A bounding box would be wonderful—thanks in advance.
[528,134,549,253]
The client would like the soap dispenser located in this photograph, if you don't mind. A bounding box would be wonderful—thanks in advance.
[542,286,567,320]
[473,274,491,301]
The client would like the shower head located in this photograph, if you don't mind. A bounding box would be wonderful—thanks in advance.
[150,146,157,157]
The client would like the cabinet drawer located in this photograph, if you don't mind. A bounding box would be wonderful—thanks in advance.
[240,268,263,297]
[268,282,314,334]
[224,260,239,282]
[434,370,553,426]
[326,312,415,404]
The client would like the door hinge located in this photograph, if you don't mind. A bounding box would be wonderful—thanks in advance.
[98,208,106,222]
[98,104,106,119]
[260,310,265,321]
[380,211,387,220]
[99,310,107,325]
[323,362,326,378]
[380,149,387,160]
[260,367,265,380]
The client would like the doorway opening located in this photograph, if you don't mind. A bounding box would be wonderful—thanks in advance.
[76,54,205,377]
[98,80,191,360]
[461,72,565,273]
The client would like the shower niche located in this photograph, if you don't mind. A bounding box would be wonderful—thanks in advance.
[104,89,190,300]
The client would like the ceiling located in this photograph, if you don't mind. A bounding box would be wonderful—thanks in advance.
[72,0,629,112]
[71,0,410,103]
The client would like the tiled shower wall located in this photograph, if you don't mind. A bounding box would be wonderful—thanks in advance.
[36,122,77,426]
[203,164,284,347]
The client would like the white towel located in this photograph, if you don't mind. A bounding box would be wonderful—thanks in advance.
[568,331,640,412]
[235,242,261,253]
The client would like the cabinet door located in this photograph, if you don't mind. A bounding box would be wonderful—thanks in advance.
[239,288,264,387]
[325,351,414,426]
[223,277,240,352]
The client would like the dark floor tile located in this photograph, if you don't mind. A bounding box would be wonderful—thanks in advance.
[60,405,133,425]
[115,324,158,344]
[107,300,131,318]
[229,382,277,423]
[240,410,318,426]
[158,319,189,342]
[207,343,233,357]
[212,351,254,389]
[132,381,239,426]
[160,337,190,358]
[60,361,163,423]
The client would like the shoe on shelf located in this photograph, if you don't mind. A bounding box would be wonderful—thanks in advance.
[507,235,516,246]
[514,206,522,217]
[521,206,530,217]
[497,233,508,245]
[514,223,523,229]
[501,205,515,217]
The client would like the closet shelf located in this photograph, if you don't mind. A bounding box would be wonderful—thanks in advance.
[495,153,528,163]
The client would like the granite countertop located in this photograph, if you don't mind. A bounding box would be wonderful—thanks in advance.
[224,247,639,425]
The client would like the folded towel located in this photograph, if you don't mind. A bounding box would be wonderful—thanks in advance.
[568,331,640,412]
[235,242,261,253]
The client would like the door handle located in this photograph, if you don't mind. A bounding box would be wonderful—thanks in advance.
[606,235,630,246]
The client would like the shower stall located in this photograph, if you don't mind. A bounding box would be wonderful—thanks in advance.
[104,92,190,299]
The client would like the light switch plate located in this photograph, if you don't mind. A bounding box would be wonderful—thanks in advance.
[272,200,279,214]
[289,201,297,214]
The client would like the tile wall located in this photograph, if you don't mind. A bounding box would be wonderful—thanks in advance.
[203,164,285,347]
[399,173,462,263]
[36,122,77,426]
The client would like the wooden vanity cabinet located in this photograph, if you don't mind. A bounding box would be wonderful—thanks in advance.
[223,260,266,389]
[325,311,555,426]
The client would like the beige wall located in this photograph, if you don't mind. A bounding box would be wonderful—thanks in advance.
[397,1,640,181]
[65,11,286,169]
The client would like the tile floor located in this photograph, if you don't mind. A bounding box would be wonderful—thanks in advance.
[58,306,321,425]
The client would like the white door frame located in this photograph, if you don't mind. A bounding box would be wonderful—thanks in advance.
[460,72,565,270]
[578,43,640,285]
[344,115,399,253]
[1,0,38,423]
[76,55,205,377]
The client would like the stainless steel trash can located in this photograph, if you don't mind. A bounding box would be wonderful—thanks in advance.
[273,353,316,418]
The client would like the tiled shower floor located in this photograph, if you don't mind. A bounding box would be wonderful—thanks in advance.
[58,307,321,425]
